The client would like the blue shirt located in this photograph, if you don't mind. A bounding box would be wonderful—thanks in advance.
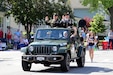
[14,31,21,38]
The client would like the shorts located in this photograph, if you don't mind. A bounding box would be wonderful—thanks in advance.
[14,41,19,45]
[88,45,95,50]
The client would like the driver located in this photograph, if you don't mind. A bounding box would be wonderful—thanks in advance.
[63,31,68,38]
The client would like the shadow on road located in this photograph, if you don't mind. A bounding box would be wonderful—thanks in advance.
[30,66,113,74]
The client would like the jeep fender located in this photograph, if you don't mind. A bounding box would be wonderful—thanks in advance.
[58,47,68,53]
[21,47,27,53]
[77,46,85,57]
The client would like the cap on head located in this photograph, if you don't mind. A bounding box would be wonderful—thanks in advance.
[64,12,70,16]
[53,13,58,16]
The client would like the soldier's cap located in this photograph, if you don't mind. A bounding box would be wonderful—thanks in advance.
[53,13,58,16]
[64,12,70,16]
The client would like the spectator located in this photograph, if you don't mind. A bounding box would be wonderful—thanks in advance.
[79,27,86,41]
[14,29,21,38]
[18,37,24,49]
[23,35,29,46]
[108,29,113,49]
[19,36,29,49]
[0,28,3,40]
[13,34,20,50]
[6,29,12,44]
[86,31,96,62]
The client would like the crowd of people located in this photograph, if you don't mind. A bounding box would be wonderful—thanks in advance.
[0,27,29,50]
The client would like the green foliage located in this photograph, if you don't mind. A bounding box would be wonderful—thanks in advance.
[89,13,106,33]
[3,0,72,23]
[0,0,6,11]
[0,0,72,39]
[81,0,113,29]
[81,0,113,11]
[81,0,99,11]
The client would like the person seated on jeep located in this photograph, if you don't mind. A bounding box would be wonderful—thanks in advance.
[49,13,60,27]
[70,25,77,38]
[60,12,74,28]
[70,25,78,49]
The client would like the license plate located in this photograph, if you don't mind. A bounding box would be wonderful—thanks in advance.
[37,57,45,61]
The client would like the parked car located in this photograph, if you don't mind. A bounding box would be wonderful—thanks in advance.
[0,38,7,51]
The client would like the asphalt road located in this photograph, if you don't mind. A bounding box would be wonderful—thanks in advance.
[0,50,113,75]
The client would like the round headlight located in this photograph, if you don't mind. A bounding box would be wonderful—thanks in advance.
[28,46,34,52]
[52,46,57,52]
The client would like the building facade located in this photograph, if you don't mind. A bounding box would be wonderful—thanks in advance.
[0,12,25,37]
[70,0,96,19]
[70,0,109,21]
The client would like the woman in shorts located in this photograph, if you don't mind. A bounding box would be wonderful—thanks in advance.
[86,31,96,62]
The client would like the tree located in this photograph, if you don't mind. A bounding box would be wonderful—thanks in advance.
[0,0,6,11]
[81,0,113,29]
[89,13,106,34]
[1,0,73,39]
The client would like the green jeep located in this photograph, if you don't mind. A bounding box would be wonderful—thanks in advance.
[21,28,86,72]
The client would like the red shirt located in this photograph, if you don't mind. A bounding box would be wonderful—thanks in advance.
[0,30,3,38]
[6,31,12,40]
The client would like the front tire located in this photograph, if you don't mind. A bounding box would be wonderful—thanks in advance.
[22,60,32,71]
[76,50,85,67]
[61,53,70,72]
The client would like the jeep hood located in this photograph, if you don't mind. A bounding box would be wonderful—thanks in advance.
[29,40,67,46]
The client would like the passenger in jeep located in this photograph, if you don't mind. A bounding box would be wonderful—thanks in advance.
[70,25,78,50]
[60,12,73,28]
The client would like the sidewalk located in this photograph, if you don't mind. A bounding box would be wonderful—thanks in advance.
[0,49,21,51]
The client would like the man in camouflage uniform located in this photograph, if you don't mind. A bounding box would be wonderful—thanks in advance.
[49,13,60,27]
[60,12,74,28]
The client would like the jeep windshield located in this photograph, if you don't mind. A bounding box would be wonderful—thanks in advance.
[36,29,69,40]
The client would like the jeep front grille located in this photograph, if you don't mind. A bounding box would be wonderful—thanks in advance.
[33,46,52,55]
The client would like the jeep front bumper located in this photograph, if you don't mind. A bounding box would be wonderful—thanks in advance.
[22,55,64,62]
